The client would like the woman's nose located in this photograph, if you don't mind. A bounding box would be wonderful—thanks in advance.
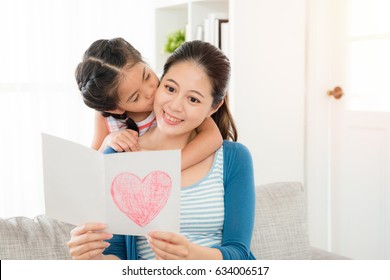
[169,95,184,112]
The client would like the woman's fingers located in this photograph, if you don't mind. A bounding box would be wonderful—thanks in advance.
[70,223,107,236]
[150,241,181,260]
[148,231,182,244]
[148,232,190,259]
[67,223,112,260]
[69,230,112,247]
[71,248,106,260]
[69,240,110,260]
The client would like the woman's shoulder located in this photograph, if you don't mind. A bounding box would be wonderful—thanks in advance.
[222,140,254,190]
[222,140,252,158]
[222,140,253,170]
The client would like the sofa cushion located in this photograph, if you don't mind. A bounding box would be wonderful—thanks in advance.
[0,215,74,260]
[251,182,311,259]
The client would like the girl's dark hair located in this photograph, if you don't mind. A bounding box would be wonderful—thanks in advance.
[75,37,143,132]
[162,40,237,141]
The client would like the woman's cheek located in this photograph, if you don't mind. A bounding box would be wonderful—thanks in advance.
[153,90,164,106]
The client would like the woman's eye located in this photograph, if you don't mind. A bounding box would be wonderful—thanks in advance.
[165,85,175,93]
[145,73,150,81]
[189,97,200,103]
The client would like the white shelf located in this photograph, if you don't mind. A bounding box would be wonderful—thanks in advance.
[154,0,228,73]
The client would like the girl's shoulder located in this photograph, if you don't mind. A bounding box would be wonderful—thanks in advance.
[105,115,126,133]
[136,111,156,136]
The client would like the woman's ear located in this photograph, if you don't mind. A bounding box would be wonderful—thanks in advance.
[207,99,224,117]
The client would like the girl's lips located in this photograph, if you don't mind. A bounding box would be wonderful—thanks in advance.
[163,111,182,125]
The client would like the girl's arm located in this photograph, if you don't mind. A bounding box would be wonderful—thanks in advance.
[92,111,140,152]
[92,111,110,151]
[181,117,222,170]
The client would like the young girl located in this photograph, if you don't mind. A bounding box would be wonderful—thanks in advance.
[76,38,222,170]
[68,40,255,260]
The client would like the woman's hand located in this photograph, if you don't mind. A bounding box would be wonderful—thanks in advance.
[147,231,192,260]
[67,223,113,260]
[103,129,139,152]
[148,231,223,260]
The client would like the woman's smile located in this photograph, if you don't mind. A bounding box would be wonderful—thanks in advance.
[163,110,183,125]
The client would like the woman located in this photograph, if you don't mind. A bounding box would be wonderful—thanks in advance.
[67,40,256,260]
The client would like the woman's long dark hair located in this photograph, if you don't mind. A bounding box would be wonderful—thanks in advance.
[162,40,237,141]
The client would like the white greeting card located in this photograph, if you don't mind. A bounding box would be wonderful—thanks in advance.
[42,133,180,236]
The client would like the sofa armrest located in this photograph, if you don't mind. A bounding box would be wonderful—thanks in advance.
[0,215,74,260]
[250,182,350,260]
[250,182,311,259]
[310,247,350,260]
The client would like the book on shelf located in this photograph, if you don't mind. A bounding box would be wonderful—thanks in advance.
[196,25,203,41]
[214,18,228,50]
[220,21,229,56]
[204,12,229,46]
[203,12,229,55]
[203,18,210,43]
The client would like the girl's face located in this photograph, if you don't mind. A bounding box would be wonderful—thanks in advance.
[114,63,159,116]
[154,61,218,137]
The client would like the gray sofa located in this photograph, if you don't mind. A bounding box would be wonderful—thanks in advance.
[0,182,347,260]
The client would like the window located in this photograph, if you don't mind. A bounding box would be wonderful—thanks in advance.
[0,0,153,218]
[347,0,390,111]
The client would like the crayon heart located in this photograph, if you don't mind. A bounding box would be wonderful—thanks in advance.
[110,171,172,227]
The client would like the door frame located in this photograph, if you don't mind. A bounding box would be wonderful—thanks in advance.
[305,0,335,251]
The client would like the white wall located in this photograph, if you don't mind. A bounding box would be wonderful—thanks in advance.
[0,0,155,218]
[230,0,306,185]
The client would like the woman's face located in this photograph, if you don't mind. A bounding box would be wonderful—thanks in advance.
[154,61,217,136]
[114,63,159,115]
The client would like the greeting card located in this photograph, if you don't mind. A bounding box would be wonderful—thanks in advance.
[42,133,180,236]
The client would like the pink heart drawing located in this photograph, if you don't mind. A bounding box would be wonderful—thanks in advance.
[110,171,172,227]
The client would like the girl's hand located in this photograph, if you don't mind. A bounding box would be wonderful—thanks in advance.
[147,231,192,260]
[67,223,113,260]
[104,129,139,152]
